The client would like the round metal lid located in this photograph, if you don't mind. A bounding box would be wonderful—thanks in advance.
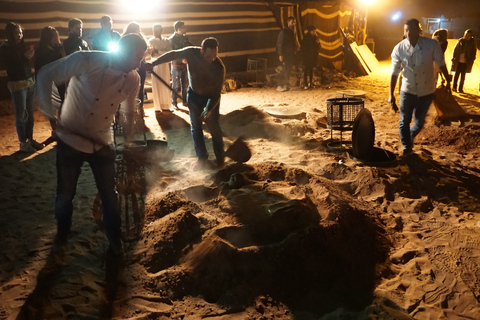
[337,89,366,98]
[351,108,375,160]
[264,105,303,117]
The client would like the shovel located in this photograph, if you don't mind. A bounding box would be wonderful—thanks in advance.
[150,69,182,101]
[225,136,251,163]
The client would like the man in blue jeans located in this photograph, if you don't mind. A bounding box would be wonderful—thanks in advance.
[168,21,192,108]
[146,37,225,170]
[388,18,450,156]
[36,34,147,258]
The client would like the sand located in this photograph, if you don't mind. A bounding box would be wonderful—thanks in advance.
[1,61,480,319]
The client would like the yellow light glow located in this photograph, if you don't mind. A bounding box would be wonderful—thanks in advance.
[361,0,377,6]
[122,0,160,12]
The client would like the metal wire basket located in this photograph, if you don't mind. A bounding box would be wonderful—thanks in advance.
[327,97,364,131]
[326,97,364,151]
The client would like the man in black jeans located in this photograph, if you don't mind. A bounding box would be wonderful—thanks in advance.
[146,37,225,170]
[168,21,192,108]
[276,16,297,92]
[36,35,147,266]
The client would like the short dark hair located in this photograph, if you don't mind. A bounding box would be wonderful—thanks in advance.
[287,16,296,23]
[405,19,422,32]
[68,18,82,30]
[201,37,218,50]
[100,15,112,24]
[173,21,185,31]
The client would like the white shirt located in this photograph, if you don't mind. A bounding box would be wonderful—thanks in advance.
[391,36,446,97]
[37,51,140,153]
[148,36,172,58]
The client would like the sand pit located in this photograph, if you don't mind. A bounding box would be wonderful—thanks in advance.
[1,62,480,319]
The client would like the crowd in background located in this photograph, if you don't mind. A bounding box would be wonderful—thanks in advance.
[0,16,193,153]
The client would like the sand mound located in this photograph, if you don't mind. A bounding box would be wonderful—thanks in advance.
[131,162,391,316]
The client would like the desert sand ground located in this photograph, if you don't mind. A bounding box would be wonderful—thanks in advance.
[1,61,480,320]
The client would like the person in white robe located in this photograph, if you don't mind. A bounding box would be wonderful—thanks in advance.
[148,24,173,112]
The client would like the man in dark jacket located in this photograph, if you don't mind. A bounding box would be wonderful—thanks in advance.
[301,25,321,89]
[169,21,192,108]
[63,18,89,55]
[91,15,121,51]
[276,16,297,91]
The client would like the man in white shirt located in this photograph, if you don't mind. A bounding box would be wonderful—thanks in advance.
[388,18,450,156]
[36,34,147,258]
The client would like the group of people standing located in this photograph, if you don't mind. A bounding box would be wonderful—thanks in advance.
[1,16,226,279]
[276,16,322,92]
[0,18,90,153]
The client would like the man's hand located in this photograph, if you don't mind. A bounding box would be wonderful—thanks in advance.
[388,96,399,113]
[201,108,211,121]
[391,101,399,113]
[143,62,154,72]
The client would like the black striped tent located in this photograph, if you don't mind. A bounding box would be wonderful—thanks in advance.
[0,0,360,97]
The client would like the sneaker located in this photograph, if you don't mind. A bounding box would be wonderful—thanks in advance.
[277,86,287,92]
[29,139,44,150]
[19,142,36,153]
[303,86,309,90]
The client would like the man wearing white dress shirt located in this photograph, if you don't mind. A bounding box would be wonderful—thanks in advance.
[36,34,147,258]
[388,18,450,156]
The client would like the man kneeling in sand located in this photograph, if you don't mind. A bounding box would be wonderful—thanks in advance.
[36,34,147,258]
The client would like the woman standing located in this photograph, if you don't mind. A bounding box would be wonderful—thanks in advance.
[0,22,43,152]
[451,29,476,93]
[35,26,66,141]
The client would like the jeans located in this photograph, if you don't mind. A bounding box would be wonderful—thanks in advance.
[171,66,188,106]
[399,91,435,151]
[453,62,467,91]
[187,88,224,162]
[278,55,294,87]
[55,139,121,245]
[11,84,35,143]
[303,63,315,87]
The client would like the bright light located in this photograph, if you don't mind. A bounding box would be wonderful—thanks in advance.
[361,0,377,5]
[391,11,402,22]
[108,42,118,52]
[122,0,160,12]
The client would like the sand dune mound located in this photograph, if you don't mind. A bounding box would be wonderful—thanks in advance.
[134,162,391,316]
